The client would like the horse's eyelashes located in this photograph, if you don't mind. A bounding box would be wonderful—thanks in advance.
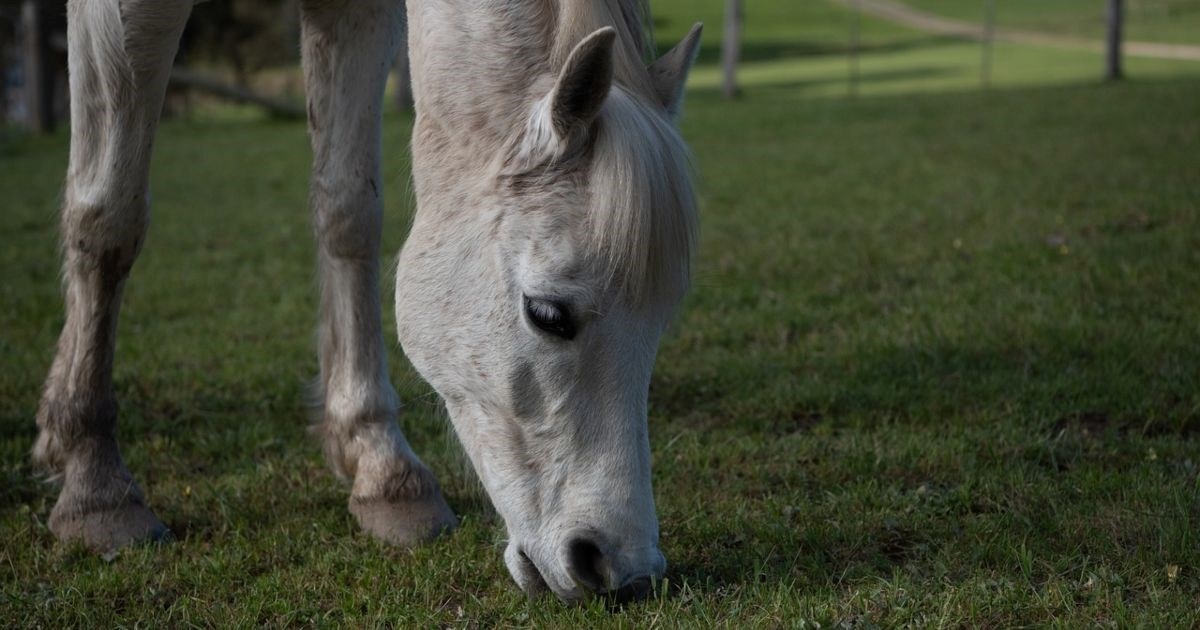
[530,302,561,323]
[524,296,577,340]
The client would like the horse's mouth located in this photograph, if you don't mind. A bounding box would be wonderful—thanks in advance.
[511,546,551,597]
[508,541,661,606]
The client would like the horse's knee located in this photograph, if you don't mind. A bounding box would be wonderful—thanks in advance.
[61,195,149,281]
[59,0,189,279]
[313,180,382,259]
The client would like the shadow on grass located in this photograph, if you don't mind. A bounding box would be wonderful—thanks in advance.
[663,521,933,596]
[691,65,960,96]
[677,36,965,66]
[653,345,1199,440]
[0,375,486,550]
[651,333,1197,593]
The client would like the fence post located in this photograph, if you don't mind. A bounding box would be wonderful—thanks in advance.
[1106,0,1124,80]
[0,12,10,126]
[20,0,54,133]
[721,0,742,99]
[981,0,996,88]
[848,0,861,97]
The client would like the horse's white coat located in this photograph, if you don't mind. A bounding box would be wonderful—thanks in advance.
[33,0,700,604]
[400,0,700,600]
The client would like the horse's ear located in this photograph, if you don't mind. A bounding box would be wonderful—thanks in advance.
[550,27,617,138]
[648,22,703,119]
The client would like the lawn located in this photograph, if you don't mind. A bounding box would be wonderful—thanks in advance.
[649,0,1200,98]
[903,0,1200,45]
[2,2,1200,627]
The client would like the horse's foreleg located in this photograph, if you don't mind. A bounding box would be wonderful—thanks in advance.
[301,0,456,547]
[34,0,192,552]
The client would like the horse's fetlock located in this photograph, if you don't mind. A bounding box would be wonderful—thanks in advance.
[31,427,66,475]
[319,411,399,478]
[35,390,119,469]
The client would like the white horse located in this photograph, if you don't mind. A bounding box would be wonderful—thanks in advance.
[35,0,701,604]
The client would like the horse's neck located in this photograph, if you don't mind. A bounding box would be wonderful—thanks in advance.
[407,1,554,152]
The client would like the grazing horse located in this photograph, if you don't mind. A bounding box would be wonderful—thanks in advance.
[35,0,701,604]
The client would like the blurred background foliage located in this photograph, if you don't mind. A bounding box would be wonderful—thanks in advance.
[184,0,300,86]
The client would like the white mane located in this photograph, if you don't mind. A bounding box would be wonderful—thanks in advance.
[552,0,657,93]
[587,88,697,304]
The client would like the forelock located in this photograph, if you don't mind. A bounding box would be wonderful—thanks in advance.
[501,87,697,306]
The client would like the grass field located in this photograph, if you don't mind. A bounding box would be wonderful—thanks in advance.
[3,1,1200,626]
[904,0,1200,44]
[648,0,1200,99]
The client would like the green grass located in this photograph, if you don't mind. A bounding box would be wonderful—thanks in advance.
[648,0,1200,99]
[3,2,1200,626]
[904,0,1200,44]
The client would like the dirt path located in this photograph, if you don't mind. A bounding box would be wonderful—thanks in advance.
[830,0,1200,61]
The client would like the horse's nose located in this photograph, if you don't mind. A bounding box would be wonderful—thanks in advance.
[610,575,654,603]
[563,535,660,603]
[564,536,609,594]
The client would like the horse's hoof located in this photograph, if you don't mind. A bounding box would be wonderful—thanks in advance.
[350,487,457,548]
[49,499,170,553]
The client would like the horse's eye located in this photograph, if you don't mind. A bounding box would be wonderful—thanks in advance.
[524,296,576,340]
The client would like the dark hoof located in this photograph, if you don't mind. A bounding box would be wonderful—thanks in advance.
[49,500,170,553]
[350,489,457,548]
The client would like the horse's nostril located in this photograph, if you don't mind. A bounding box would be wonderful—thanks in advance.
[564,537,608,594]
[611,575,654,604]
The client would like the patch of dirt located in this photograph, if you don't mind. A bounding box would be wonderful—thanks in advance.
[779,409,825,435]
[877,521,921,565]
[1051,411,1114,438]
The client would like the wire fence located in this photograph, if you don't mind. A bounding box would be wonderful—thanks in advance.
[719,0,1200,99]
